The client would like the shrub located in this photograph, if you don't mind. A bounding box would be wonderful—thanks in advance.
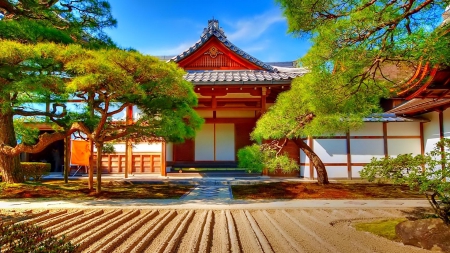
[237,144,265,172]
[237,144,298,173]
[360,139,450,224]
[21,162,51,181]
[0,222,78,252]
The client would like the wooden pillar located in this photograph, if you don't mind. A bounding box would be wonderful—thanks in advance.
[420,122,425,172]
[261,87,267,113]
[346,131,352,179]
[161,142,167,176]
[439,110,445,178]
[64,136,70,183]
[308,136,314,180]
[125,139,132,177]
[125,105,133,178]
[383,122,388,158]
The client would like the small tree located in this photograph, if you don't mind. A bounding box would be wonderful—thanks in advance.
[360,139,450,224]
[64,47,203,193]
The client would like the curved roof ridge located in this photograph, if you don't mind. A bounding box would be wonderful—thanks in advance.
[170,19,277,72]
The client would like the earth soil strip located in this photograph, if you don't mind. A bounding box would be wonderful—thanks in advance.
[262,210,304,253]
[244,210,273,253]
[74,209,141,251]
[225,210,241,253]
[129,210,177,253]
[35,210,83,229]
[160,210,195,253]
[186,210,208,253]
[198,210,213,253]
[18,210,66,225]
[49,210,104,235]
[281,210,340,253]
[61,210,122,240]
[98,210,159,253]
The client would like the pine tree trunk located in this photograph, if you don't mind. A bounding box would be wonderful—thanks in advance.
[88,139,94,190]
[95,142,103,193]
[292,138,329,185]
[0,112,23,183]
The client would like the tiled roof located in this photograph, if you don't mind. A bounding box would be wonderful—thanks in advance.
[388,98,450,115]
[363,113,428,122]
[184,70,306,83]
[171,19,276,72]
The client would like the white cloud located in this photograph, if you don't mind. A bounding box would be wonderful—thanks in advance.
[142,41,197,57]
[225,9,285,43]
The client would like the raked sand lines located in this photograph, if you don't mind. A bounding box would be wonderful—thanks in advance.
[4,208,431,253]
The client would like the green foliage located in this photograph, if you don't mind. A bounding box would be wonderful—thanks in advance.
[237,144,265,172]
[13,118,41,145]
[360,138,450,224]
[237,144,298,173]
[254,0,450,141]
[0,222,78,252]
[21,162,50,181]
[102,143,115,154]
[0,0,117,47]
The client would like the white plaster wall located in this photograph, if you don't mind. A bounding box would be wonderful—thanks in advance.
[352,166,365,178]
[351,123,383,136]
[133,143,162,152]
[215,124,235,161]
[423,111,440,153]
[195,124,214,160]
[313,139,347,163]
[320,166,348,178]
[107,142,161,153]
[387,122,420,136]
[216,111,255,118]
[350,139,384,163]
[299,139,309,164]
[166,143,173,161]
[300,165,307,177]
[387,139,421,156]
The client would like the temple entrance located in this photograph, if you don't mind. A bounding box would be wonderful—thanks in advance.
[26,131,64,172]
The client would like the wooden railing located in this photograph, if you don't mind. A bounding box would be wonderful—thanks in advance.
[93,152,161,173]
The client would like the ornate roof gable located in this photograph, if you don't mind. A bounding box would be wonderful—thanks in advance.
[171,19,276,72]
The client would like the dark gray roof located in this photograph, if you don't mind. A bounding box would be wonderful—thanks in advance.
[363,113,428,122]
[388,98,450,115]
[184,70,306,83]
[170,19,276,72]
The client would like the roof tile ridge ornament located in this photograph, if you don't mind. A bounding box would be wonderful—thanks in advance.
[170,19,277,72]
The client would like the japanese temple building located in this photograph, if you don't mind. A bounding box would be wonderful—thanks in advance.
[28,16,450,179]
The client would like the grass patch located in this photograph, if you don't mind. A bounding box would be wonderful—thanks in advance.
[0,180,193,200]
[353,218,407,241]
[231,182,425,199]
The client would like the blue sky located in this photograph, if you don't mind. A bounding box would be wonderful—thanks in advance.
[104,0,311,62]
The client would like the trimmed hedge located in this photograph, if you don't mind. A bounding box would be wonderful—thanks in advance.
[21,162,51,181]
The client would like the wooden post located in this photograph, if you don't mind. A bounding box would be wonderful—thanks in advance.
[439,110,445,179]
[261,87,267,113]
[346,131,352,179]
[64,136,70,183]
[125,105,133,178]
[161,142,167,176]
[383,122,388,158]
[420,122,425,172]
[308,136,314,180]
[125,139,132,178]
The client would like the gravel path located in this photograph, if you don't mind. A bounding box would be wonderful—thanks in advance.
[4,207,432,253]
